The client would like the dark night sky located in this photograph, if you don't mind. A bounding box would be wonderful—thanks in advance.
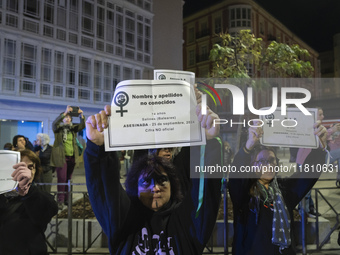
[183,0,340,52]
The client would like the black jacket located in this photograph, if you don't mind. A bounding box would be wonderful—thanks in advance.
[229,147,326,255]
[84,138,222,254]
[0,185,58,254]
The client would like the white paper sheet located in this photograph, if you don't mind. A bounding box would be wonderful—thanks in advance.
[104,79,205,151]
[0,150,20,194]
[260,107,318,148]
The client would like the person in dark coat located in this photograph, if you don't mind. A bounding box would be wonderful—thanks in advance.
[84,104,222,254]
[229,121,328,255]
[0,149,58,254]
[35,133,53,193]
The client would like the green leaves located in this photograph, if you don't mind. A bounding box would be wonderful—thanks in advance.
[210,30,314,80]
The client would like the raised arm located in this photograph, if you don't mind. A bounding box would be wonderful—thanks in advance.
[84,105,131,241]
[229,124,263,210]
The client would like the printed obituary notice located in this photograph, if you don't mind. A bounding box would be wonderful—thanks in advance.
[154,69,195,86]
[0,150,20,194]
[260,107,318,148]
[104,80,205,151]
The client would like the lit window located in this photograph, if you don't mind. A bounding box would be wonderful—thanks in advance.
[229,6,251,28]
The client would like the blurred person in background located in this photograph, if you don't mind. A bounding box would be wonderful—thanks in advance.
[3,142,14,150]
[12,135,34,151]
[35,133,53,193]
[51,105,85,210]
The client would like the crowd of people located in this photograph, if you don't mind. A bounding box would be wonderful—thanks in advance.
[1,97,340,254]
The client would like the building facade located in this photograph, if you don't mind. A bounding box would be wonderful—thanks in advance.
[183,0,320,78]
[182,0,328,147]
[0,0,182,147]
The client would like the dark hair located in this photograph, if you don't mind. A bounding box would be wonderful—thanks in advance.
[61,112,73,121]
[3,143,14,150]
[12,135,25,148]
[125,154,183,203]
[249,145,279,197]
[20,149,42,180]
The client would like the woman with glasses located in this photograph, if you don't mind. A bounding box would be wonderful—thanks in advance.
[84,104,222,255]
[229,121,328,255]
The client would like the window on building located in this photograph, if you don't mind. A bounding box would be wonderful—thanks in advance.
[230,6,251,28]
[145,39,150,53]
[44,2,54,23]
[188,27,194,43]
[54,85,63,97]
[104,62,111,90]
[144,1,151,11]
[44,25,53,37]
[94,61,102,89]
[214,17,222,34]
[137,0,143,8]
[3,78,15,91]
[70,0,78,11]
[79,89,90,100]
[66,87,75,98]
[189,50,195,66]
[24,0,40,18]
[135,70,141,79]
[79,57,91,87]
[41,48,52,81]
[106,10,114,42]
[40,84,51,96]
[94,91,101,101]
[20,81,35,93]
[6,14,18,27]
[82,1,94,34]
[123,67,132,80]
[54,51,64,83]
[104,92,111,102]
[3,39,16,76]
[21,43,37,79]
[7,0,18,13]
[259,22,264,35]
[57,5,67,28]
[67,54,76,85]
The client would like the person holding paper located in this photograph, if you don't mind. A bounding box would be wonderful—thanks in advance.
[229,121,327,255]
[84,104,222,255]
[296,108,340,215]
[0,149,58,254]
[51,105,85,209]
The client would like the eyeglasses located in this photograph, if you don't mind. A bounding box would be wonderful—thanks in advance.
[138,174,169,188]
[254,158,277,166]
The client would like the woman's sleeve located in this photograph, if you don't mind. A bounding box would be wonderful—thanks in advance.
[74,116,86,132]
[228,147,254,212]
[52,114,64,133]
[22,186,58,231]
[84,140,131,241]
[175,138,222,245]
[280,148,326,208]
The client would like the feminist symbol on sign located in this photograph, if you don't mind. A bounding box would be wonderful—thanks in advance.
[114,92,129,117]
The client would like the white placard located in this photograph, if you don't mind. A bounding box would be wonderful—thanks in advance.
[260,107,318,148]
[0,150,20,194]
[104,80,205,151]
[154,69,195,86]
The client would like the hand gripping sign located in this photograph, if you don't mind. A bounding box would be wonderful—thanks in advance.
[104,80,205,151]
